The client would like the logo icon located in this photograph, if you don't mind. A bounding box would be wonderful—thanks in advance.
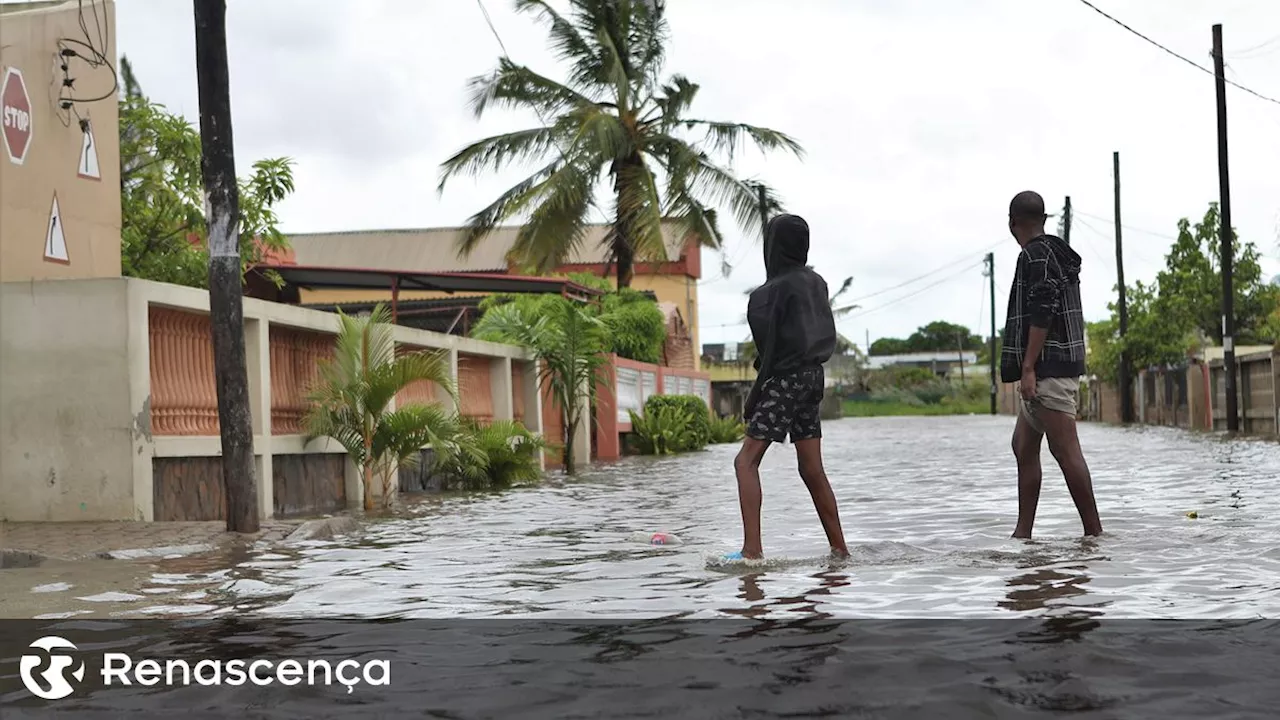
[19,636,85,700]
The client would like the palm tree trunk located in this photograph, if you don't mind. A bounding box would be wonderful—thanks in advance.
[611,155,643,290]
[563,418,577,475]
[363,432,375,511]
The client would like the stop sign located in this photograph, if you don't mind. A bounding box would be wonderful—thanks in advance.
[2,67,33,166]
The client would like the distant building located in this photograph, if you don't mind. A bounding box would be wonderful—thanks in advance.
[865,351,978,379]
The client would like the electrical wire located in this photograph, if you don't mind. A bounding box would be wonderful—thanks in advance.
[1074,210,1178,241]
[472,0,613,228]
[1232,34,1280,59]
[1076,0,1280,107]
[838,258,986,323]
[837,239,1005,307]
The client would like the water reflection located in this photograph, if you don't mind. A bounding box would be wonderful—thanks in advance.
[6,416,1280,620]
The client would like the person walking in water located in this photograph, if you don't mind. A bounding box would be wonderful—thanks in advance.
[1001,191,1103,539]
[725,213,850,562]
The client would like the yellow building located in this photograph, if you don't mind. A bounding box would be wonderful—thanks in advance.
[284,222,705,369]
[1,0,122,283]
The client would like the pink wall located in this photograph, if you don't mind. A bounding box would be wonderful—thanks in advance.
[594,354,711,461]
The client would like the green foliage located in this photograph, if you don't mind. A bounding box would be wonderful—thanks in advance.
[627,394,712,455]
[302,304,462,511]
[1087,203,1280,378]
[643,395,711,448]
[118,57,296,288]
[477,275,666,363]
[435,419,549,490]
[437,0,803,289]
[869,320,983,356]
[865,366,936,391]
[708,414,746,444]
[470,295,610,474]
[627,406,698,455]
[598,288,667,364]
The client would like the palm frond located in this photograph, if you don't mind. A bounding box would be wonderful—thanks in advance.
[468,57,600,119]
[681,120,805,163]
[437,127,563,192]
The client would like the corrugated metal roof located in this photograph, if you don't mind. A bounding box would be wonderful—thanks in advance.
[286,222,690,274]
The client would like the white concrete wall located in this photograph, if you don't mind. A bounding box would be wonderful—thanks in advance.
[0,278,135,521]
[0,276,554,522]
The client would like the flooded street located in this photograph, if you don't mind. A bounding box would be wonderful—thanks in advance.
[9,415,1280,620]
[5,416,1280,718]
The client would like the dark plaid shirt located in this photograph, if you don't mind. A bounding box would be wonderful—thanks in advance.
[1000,234,1087,383]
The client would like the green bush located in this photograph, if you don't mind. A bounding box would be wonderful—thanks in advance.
[628,406,698,455]
[436,419,548,490]
[644,395,711,448]
[708,414,746,444]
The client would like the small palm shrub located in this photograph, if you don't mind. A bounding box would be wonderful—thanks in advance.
[437,419,549,490]
[643,395,712,448]
[628,405,698,455]
[708,414,746,444]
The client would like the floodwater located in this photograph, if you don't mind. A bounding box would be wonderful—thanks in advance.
[5,416,1280,717]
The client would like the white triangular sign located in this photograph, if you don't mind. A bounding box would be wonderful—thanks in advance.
[45,194,69,262]
[78,125,100,179]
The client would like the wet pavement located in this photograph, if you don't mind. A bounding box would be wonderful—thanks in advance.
[4,415,1277,620]
[3,416,1279,717]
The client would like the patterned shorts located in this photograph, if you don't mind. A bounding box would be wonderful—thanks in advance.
[746,366,825,443]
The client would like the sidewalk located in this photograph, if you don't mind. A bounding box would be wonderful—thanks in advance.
[0,520,302,563]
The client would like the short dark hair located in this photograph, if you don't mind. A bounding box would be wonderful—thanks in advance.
[1009,191,1047,224]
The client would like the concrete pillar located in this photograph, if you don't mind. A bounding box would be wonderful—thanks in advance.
[523,358,545,471]
[490,356,513,421]
[245,317,273,519]
[126,283,155,521]
[447,348,460,415]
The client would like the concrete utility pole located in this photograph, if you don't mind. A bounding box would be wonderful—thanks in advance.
[1061,196,1072,245]
[194,0,259,532]
[1114,152,1133,424]
[1212,23,1239,432]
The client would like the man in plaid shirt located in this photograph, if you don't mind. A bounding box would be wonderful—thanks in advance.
[1001,191,1103,539]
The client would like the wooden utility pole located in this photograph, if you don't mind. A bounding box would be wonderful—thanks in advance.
[986,252,997,415]
[1114,152,1133,424]
[1061,196,1073,245]
[957,332,966,382]
[1212,24,1240,432]
[194,0,259,532]
[756,183,769,243]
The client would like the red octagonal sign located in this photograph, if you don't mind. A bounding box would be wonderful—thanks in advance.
[2,67,33,166]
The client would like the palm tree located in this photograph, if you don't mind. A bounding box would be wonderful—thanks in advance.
[471,296,609,474]
[303,304,473,511]
[438,0,803,289]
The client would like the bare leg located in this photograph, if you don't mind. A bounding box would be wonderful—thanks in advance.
[1041,410,1103,536]
[1011,412,1044,539]
[734,437,772,559]
[794,438,849,557]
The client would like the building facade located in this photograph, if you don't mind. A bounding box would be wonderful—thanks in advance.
[285,222,705,369]
[0,0,122,283]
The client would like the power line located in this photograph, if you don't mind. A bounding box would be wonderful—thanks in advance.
[1233,34,1280,59]
[1076,0,1280,107]
[837,239,1005,307]
[1074,210,1178,241]
[839,258,985,323]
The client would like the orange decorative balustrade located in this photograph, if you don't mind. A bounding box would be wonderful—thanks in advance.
[269,327,335,435]
[458,354,494,424]
[395,345,441,408]
[148,307,220,436]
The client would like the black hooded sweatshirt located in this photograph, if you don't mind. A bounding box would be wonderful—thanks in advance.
[746,215,837,392]
[999,234,1087,383]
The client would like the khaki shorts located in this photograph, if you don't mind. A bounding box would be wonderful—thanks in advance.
[1018,376,1079,435]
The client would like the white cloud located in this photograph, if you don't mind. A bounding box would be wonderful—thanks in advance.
[105,0,1280,346]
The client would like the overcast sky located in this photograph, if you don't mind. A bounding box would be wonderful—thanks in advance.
[82,1,1280,347]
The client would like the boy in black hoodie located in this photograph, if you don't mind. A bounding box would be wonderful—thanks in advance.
[726,214,850,562]
[1001,191,1102,539]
